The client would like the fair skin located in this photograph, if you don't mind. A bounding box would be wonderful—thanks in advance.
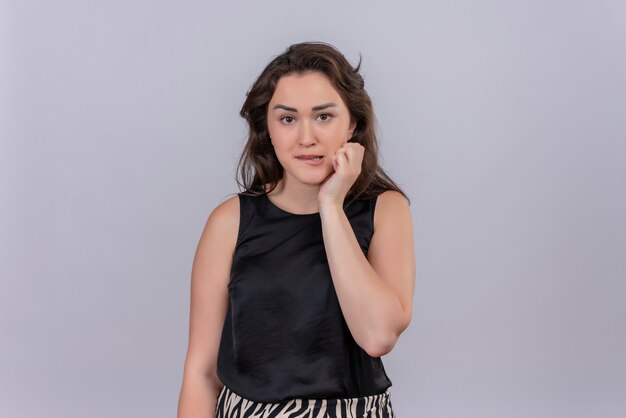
[177,71,415,417]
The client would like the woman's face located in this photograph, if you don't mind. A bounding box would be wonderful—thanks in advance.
[267,71,356,187]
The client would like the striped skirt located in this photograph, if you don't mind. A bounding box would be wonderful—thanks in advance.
[215,385,396,418]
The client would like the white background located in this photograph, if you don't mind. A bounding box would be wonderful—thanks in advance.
[1,1,625,417]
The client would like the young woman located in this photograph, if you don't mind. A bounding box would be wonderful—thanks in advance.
[178,41,415,418]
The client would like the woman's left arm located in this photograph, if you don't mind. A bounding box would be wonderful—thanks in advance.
[319,190,415,357]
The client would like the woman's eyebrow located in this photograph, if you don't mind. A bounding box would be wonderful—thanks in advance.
[272,102,338,112]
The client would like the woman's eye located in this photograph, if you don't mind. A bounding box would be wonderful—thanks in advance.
[281,116,295,124]
[317,113,333,121]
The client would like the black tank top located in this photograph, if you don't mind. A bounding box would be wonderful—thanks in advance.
[216,192,392,403]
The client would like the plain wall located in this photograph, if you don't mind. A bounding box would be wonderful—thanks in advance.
[1,1,625,417]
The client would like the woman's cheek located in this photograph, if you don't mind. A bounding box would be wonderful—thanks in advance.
[316,124,341,142]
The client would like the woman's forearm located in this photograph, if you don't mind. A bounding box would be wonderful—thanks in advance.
[177,371,223,418]
[319,203,405,357]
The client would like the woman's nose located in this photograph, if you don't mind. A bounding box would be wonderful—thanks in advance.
[298,121,316,145]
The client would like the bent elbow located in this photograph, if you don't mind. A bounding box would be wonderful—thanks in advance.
[364,333,398,358]
[362,311,411,358]
[365,344,392,358]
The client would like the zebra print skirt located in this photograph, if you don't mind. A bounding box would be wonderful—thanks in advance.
[215,385,396,418]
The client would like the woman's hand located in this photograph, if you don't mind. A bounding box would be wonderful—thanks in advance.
[318,142,365,208]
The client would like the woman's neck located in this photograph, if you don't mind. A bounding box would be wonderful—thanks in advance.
[265,177,320,214]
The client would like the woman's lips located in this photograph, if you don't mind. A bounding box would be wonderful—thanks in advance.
[296,156,324,166]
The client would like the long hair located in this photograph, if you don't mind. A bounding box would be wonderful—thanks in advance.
[235,41,409,207]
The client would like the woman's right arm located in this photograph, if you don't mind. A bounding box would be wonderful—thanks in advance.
[177,195,240,418]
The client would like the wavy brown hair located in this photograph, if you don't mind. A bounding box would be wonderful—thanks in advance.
[235,41,409,207]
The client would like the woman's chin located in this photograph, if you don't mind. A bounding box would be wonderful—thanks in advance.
[283,164,332,186]
[295,172,330,186]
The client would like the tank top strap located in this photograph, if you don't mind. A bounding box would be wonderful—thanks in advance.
[235,193,257,249]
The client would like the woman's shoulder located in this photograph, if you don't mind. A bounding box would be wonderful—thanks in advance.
[213,192,240,212]
[374,189,409,204]
[372,190,411,229]
[203,193,240,240]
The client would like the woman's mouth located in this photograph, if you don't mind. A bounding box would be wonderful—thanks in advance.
[296,155,324,166]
